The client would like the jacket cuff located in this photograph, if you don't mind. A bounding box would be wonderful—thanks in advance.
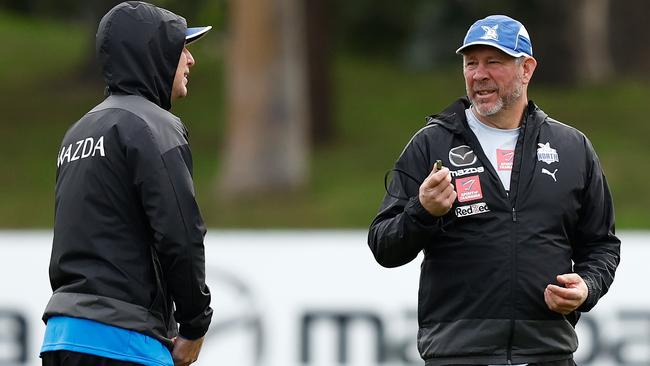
[178,306,213,340]
[405,196,440,228]
[576,275,598,312]
[179,323,209,340]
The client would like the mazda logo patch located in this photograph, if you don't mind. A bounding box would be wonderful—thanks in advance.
[448,145,477,167]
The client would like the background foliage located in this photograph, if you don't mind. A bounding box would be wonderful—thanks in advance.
[0,1,647,228]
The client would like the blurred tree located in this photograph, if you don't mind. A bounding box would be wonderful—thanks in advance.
[0,0,38,13]
[332,0,413,57]
[220,0,309,196]
[610,0,650,79]
[573,0,613,83]
[305,0,334,145]
[328,0,630,85]
[515,0,614,84]
[510,1,580,84]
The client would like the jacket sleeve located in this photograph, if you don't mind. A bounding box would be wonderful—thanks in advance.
[131,124,213,339]
[573,137,621,312]
[368,129,443,268]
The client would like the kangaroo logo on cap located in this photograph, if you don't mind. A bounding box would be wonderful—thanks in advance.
[480,25,499,40]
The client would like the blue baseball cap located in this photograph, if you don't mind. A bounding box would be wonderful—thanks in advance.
[456,15,532,57]
[186,26,212,45]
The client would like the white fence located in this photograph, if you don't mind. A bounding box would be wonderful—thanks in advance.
[0,230,647,366]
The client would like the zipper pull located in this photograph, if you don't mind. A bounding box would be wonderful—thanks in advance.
[512,208,517,222]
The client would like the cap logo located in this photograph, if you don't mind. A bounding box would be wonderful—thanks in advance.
[480,25,499,41]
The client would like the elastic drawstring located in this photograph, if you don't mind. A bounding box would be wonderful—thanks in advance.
[384,168,423,200]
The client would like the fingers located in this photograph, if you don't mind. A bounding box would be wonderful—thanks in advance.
[546,284,582,300]
[544,287,568,314]
[544,273,589,315]
[172,336,204,366]
[545,286,576,315]
[422,166,452,189]
[556,273,581,286]
[419,166,456,217]
[439,181,457,206]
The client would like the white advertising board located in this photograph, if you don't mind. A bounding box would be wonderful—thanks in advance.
[0,231,647,366]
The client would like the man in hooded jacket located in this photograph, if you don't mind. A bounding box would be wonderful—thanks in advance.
[40,2,213,365]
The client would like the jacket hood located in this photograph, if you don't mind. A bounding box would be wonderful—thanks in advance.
[426,97,546,134]
[96,1,187,111]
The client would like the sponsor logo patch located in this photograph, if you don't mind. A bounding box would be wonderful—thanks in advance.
[450,166,484,177]
[537,142,559,165]
[455,202,490,218]
[455,175,483,202]
[497,149,514,171]
[449,145,477,167]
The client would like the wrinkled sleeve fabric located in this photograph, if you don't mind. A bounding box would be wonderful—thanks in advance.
[573,137,621,312]
[368,128,442,268]
[128,122,213,339]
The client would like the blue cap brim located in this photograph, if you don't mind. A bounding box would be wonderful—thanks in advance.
[186,26,212,45]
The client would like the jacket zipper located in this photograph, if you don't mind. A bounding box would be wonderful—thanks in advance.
[460,108,529,363]
[506,113,528,364]
[507,210,517,364]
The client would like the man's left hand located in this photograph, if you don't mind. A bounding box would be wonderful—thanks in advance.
[172,336,205,366]
[544,273,588,315]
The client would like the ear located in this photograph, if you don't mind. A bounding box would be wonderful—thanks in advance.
[521,56,537,84]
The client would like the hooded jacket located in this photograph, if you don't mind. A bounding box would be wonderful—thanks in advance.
[368,98,620,365]
[43,1,212,349]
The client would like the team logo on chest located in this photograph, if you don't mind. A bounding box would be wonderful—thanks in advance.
[455,175,483,202]
[537,142,559,165]
[449,145,477,167]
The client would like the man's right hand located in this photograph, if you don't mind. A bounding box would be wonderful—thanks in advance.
[172,336,205,366]
[419,164,456,217]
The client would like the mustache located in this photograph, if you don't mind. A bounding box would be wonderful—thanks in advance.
[472,82,498,91]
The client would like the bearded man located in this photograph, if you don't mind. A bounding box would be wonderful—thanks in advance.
[368,14,620,366]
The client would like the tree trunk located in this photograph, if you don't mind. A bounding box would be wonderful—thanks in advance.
[220,0,310,196]
[573,0,612,82]
[304,0,334,145]
[610,0,650,79]
[518,1,576,84]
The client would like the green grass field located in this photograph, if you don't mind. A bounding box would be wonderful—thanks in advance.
[1,11,648,228]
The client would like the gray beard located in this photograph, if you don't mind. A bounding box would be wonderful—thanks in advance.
[472,82,524,117]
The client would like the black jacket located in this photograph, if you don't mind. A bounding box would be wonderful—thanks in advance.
[43,1,212,349]
[368,98,620,365]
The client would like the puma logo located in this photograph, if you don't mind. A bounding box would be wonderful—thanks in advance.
[541,168,558,182]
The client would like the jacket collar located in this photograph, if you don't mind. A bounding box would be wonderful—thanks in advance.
[426,96,547,134]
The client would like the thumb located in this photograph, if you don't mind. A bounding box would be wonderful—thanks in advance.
[556,273,580,286]
[427,162,440,178]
